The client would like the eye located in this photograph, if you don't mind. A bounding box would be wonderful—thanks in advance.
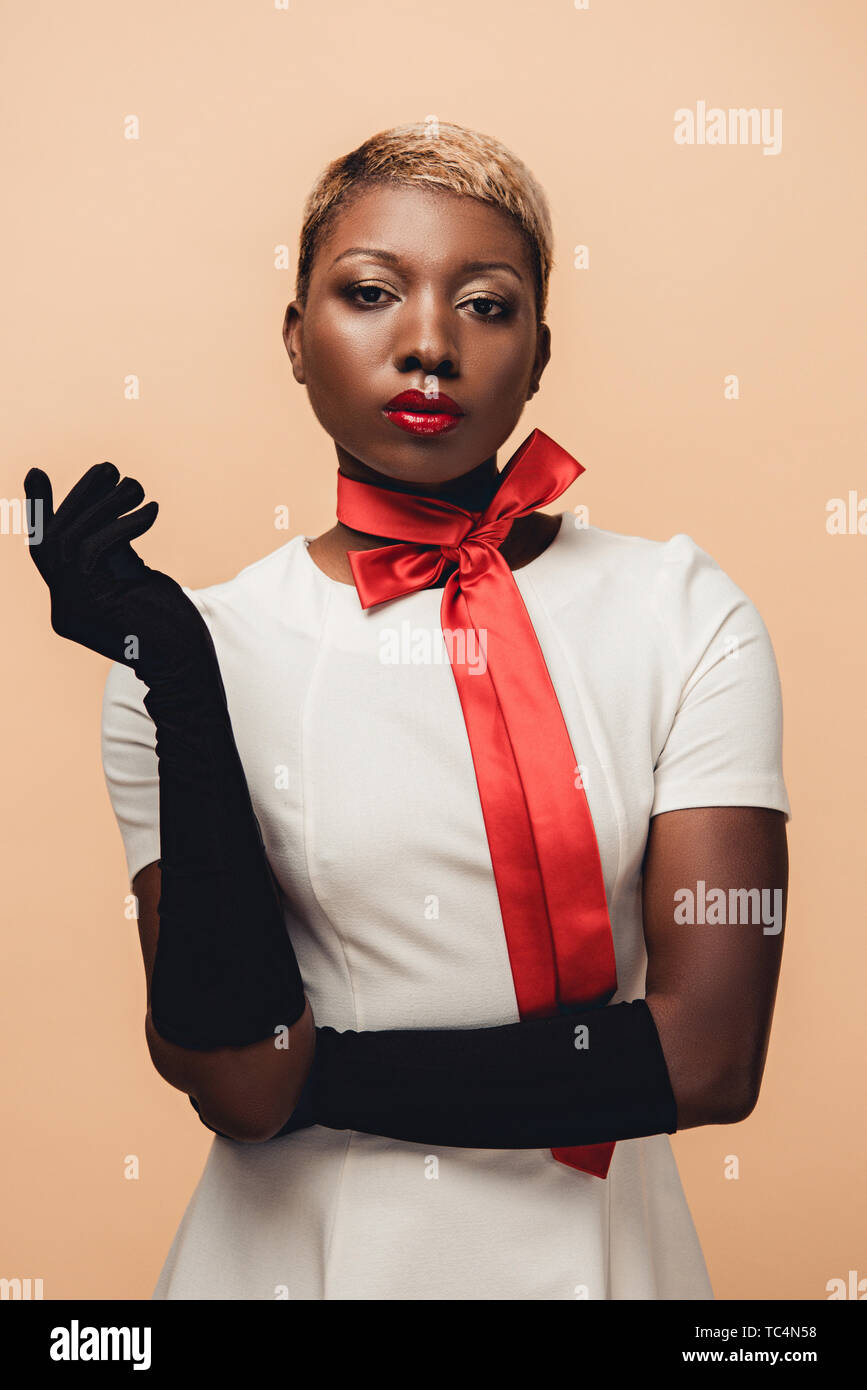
[459,295,509,320]
[344,281,395,307]
[343,281,510,319]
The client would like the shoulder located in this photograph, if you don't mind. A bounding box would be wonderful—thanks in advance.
[642,530,775,675]
[548,518,754,615]
[174,535,309,623]
[557,517,733,584]
[543,519,778,674]
[102,535,310,717]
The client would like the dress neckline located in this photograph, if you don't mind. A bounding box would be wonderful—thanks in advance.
[300,511,570,594]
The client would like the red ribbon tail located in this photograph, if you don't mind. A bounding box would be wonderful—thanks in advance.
[551,1142,615,1180]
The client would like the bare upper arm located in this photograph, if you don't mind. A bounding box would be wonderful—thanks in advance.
[641,806,788,1129]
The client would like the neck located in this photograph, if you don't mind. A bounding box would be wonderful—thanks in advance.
[332,450,503,550]
[338,454,501,510]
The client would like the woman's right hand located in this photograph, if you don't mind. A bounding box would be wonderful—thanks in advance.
[24,461,220,688]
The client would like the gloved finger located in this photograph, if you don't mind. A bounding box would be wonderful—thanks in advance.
[23,468,55,531]
[97,537,148,582]
[62,475,146,550]
[79,500,159,572]
[52,462,120,531]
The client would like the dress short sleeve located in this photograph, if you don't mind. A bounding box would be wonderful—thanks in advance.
[100,659,161,886]
[649,533,792,823]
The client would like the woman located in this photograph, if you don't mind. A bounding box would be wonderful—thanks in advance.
[26,121,790,1300]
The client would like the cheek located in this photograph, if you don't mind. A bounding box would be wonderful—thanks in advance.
[303,310,382,394]
[462,332,532,391]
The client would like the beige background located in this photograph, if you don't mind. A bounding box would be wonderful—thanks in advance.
[2,0,864,1300]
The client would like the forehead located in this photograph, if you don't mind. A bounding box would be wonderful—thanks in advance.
[318,183,533,275]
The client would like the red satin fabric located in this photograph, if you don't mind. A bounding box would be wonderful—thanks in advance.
[335,429,618,1179]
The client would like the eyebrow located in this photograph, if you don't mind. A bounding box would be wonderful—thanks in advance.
[329,247,525,282]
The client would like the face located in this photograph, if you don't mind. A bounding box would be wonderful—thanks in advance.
[282,183,551,492]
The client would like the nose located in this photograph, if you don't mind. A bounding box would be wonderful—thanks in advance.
[392,289,459,378]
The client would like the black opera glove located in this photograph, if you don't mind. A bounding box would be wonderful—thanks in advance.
[24,461,307,1050]
[23,461,218,687]
[191,1000,678,1150]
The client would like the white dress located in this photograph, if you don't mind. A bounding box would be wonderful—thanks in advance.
[100,514,791,1301]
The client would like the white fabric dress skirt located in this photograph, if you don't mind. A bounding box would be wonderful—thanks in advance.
[101,514,791,1300]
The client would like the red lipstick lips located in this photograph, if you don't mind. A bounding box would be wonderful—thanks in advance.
[383,388,464,436]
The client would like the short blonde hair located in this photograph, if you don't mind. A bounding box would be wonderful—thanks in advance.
[295,120,554,324]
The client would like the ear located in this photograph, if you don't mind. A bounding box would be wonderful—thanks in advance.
[527,322,551,401]
[282,301,306,384]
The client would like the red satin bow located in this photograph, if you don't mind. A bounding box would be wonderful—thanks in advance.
[336,429,618,1180]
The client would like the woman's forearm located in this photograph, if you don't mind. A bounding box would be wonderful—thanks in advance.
[192,997,691,1148]
[302,1000,680,1149]
[138,644,308,1056]
[133,852,315,1141]
[134,643,312,1138]
[143,662,307,1053]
